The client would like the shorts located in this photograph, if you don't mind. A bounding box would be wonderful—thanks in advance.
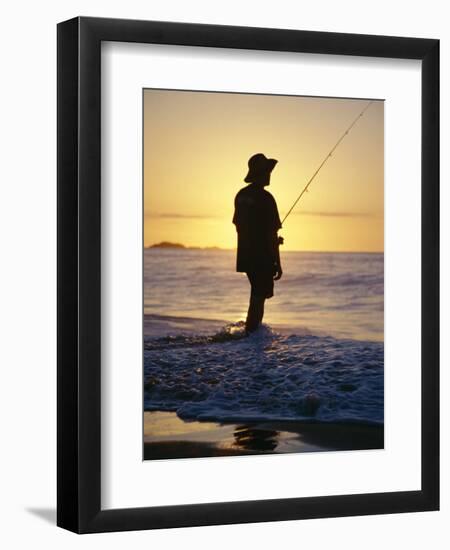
[246,270,274,299]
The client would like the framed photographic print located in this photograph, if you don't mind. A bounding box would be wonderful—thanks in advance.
[57,17,439,533]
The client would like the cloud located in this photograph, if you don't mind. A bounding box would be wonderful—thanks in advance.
[291,210,379,218]
[145,211,217,220]
[146,210,381,220]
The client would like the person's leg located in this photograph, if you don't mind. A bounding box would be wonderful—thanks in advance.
[245,293,265,333]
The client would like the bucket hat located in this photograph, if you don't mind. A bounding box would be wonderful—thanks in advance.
[244,153,278,183]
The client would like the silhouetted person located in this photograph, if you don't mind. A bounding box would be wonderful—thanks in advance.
[233,153,283,334]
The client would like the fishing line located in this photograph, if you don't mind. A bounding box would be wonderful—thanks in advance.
[281,100,374,226]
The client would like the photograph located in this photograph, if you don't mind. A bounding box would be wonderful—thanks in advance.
[52,10,439,535]
[142,89,384,460]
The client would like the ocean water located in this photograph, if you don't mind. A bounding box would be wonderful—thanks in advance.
[144,249,384,426]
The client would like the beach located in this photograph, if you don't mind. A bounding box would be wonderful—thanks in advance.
[143,248,384,460]
[144,411,384,460]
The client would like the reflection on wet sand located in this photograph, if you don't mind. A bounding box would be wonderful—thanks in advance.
[143,412,383,461]
[232,426,279,452]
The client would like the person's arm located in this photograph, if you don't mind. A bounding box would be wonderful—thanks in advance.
[268,195,283,280]
[271,231,283,280]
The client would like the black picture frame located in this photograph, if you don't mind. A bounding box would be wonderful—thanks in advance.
[57,16,439,533]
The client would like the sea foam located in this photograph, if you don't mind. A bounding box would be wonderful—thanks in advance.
[144,322,384,425]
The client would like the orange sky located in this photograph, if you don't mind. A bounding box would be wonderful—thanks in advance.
[144,89,384,252]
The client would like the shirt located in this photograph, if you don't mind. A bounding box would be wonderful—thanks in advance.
[232,183,282,273]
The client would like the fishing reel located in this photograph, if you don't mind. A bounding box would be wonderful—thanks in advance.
[278,236,284,246]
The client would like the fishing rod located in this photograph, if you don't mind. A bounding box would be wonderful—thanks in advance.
[281,100,374,227]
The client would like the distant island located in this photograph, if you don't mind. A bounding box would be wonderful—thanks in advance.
[146,242,382,254]
[146,241,223,250]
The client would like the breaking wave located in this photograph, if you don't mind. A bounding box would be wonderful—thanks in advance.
[144,321,384,426]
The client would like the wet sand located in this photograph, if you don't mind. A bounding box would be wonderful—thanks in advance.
[144,411,384,460]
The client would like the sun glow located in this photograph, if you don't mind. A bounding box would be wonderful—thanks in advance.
[144,90,384,252]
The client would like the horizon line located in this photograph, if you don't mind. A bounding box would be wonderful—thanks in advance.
[145,242,383,254]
